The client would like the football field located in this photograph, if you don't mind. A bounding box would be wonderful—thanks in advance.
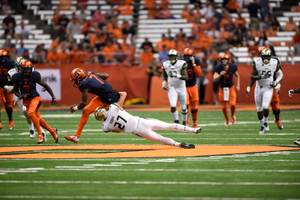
[0,107,300,200]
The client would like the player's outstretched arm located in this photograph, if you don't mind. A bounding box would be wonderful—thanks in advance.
[37,79,57,105]
[95,73,109,80]
[117,91,127,110]
[234,71,240,92]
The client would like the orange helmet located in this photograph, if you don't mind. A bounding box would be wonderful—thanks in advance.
[220,53,230,66]
[20,60,33,77]
[70,68,86,87]
[183,48,194,62]
[0,50,8,63]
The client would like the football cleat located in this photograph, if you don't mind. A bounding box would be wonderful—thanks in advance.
[274,119,283,130]
[231,115,236,125]
[52,128,58,143]
[259,126,265,134]
[64,135,79,143]
[225,120,230,126]
[294,139,300,146]
[8,121,14,130]
[263,122,269,131]
[180,142,195,149]
[37,135,45,144]
[192,127,202,134]
[29,129,35,139]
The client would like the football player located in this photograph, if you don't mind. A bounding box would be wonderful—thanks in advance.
[4,57,46,139]
[183,48,202,128]
[12,60,58,144]
[288,86,300,146]
[0,50,15,130]
[64,68,120,143]
[247,46,284,130]
[213,53,240,126]
[247,48,283,134]
[162,49,189,125]
[94,91,200,149]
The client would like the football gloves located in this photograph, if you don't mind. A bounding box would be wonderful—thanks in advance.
[190,56,195,63]
[246,86,251,97]
[269,81,278,88]
[52,97,57,106]
[275,83,281,94]
[20,93,28,99]
[70,106,78,113]
[162,81,168,90]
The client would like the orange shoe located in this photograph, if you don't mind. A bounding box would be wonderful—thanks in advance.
[193,122,199,128]
[37,135,45,144]
[231,116,236,125]
[274,119,283,130]
[0,122,2,130]
[225,120,230,126]
[8,121,13,130]
[51,128,59,143]
[64,135,79,143]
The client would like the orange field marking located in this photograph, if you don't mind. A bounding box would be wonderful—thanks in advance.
[0,145,299,159]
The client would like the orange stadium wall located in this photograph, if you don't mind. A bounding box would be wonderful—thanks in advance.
[33,64,299,106]
[149,64,300,105]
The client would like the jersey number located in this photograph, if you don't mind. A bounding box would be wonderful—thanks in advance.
[261,71,272,78]
[23,85,30,95]
[89,74,104,84]
[0,68,7,78]
[113,115,127,130]
[188,69,194,80]
[223,74,229,84]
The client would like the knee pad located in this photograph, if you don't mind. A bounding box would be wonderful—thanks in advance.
[257,106,263,112]
[273,109,280,116]
[191,109,198,114]
[181,109,187,115]
[171,107,176,113]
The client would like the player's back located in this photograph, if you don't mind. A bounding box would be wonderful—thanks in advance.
[103,103,139,133]
[254,58,278,87]
[0,60,15,87]
[163,60,186,86]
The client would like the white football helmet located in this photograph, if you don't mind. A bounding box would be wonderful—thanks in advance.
[168,49,178,64]
[15,56,25,71]
[260,48,272,64]
[94,107,108,121]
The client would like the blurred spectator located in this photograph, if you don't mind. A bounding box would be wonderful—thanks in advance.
[190,0,202,8]
[220,11,230,30]
[16,21,35,41]
[181,4,189,19]
[156,4,174,19]
[248,40,260,60]
[114,0,132,15]
[207,26,219,43]
[121,42,135,66]
[234,10,246,39]
[212,6,223,24]
[155,34,171,52]
[158,45,168,63]
[56,12,69,41]
[186,8,196,23]
[112,37,122,62]
[77,4,89,23]
[170,36,185,55]
[121,20,136,44]
[69,44,83,64]
[257,31,268,46]
[2,36,13,53]
[2,12,16,37]
[166,29,174,41]
[77,0,87,9]
[224,18,237,32]
[102,39,119,63]
[159,0,173,9]
[259,0,270,19]
[81,16,94,36]
[16,40,28,55]
[270,15,281,31]
[225,0,241,13]
[81,47,93,63]
[70,11,82,24]
[201,16,215,30]
[32,45,46,63]
[247,0,261,30]
[9,44,17,59]
[139,37,154,54]
[200,1,213,19]
[139,45,153,66]
[39,0,52,10]
[0,0,12,14]
[90,29,104,49]
[292,28,300,46]
[66,16,82,38]
[148,3,160,19]
[52,8,61,25]
[22,49,32,62]
[243,30,256,46]
[59,0,71,10]
[4,22,15,39]
[51,37,60,49]
[259,16,271,32]
[144,0,157,10]
[228,33,242,48]
[93,5,105,23]
[285,16,297,32]
[58,12,69,28]
[45,47,59,64]
[57,44,69,64]
[199,30,213,56]
[212,16,221,30]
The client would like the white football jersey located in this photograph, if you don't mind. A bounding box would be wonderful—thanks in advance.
[102,103,139,133]
[162,60,187,86]
[254,58,279,87]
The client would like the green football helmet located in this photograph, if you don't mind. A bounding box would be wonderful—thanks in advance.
[15,57,25,71]
[260,48,272,64]
[168,49,178,64]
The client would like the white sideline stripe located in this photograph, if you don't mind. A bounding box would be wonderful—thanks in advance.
[0,180,300,186]
[0,196,286,200]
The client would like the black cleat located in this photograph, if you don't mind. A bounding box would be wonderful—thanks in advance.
[180,142,195,149]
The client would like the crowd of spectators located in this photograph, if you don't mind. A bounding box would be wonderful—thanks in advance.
[1,0,300,66]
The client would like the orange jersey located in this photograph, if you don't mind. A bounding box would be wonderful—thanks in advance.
[57,51,69,64]
[69,49,83,64]
[45,51,59,63]
[114,4,132,15]
[140,51,153,64]
[102,45,119,59]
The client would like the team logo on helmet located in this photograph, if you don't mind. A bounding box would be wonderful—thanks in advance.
[70,68,86,87]
[260,48,272,64]
[183,48,194,62]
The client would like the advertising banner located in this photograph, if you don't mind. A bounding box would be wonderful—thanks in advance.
[35,69,61,100]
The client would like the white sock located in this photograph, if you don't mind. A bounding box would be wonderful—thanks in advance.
[181,109,187,123]
[263,116,268,123]
[40,127,45,134]
[259,119,264,127]
[29,123,34,130]
[171,111,179,122]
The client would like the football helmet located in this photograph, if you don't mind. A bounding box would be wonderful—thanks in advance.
[15,57,25,71]
[20,60,33,77]
[220,53,230,66]
[260,48,272,64]
[94,107,108,121]
[183,48,194,62]
[70,68,86,87]
[0,50,8,63]
[168,49,178,64]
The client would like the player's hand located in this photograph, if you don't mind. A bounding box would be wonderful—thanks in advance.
[20,93,28,99]
[162,81,168,90]
[275,83,281,94]
[220,71,226,76]
[246,86,251,97]
[289,89,294,97]
[41,87,46,92]
[3,85,8,93]
[269,81,278,88]
[189,56,195,63]
[52,97,57,106]
[70,106,78,113]
[260,73,271,79]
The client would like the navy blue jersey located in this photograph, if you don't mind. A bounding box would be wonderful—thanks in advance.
[214,64,238,88]
[186,58,201,87]
[11,71,41,99]
[78,71,120,104]
[0,60,15,87]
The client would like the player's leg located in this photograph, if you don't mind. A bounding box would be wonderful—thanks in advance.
[16,96,35,138]
[186,88,191,126]
[255,86,266,134]
[168,85,179,123]
[261,88,273,132]
[189,85,199,128]
[229,86,237,125]
[219,87,229,126]
[177,85,187,125]
[4,93,14,130]
[36,110,58,143]
[271,89,283,130]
